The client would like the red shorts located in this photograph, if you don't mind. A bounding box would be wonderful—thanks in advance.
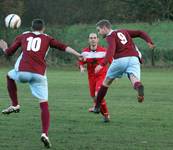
[88,74,105,97]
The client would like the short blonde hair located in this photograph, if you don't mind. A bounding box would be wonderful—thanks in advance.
[88,33,98,38]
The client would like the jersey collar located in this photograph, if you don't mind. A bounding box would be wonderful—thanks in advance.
[32,31,42,35]
[106,29,114,36]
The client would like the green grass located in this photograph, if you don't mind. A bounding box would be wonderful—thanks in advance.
[0,68,173,150]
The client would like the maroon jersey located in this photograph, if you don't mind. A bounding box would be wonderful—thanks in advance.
[100,29,154,66]
[5,31,67,75]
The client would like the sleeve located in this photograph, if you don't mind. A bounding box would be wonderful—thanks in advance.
[79,60,86,66]
[108,56,113,64]
[49,37,68,51]
[5,35,22,56]
[126,29,154,44]
[79,50,87,66]
[100,35,116,66]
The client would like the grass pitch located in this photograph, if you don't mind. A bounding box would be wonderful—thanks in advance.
[0,68,173,150]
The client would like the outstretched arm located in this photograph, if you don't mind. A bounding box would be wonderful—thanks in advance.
[126,30,155,49]
[65,46,83,61]
[50,38,83,61]
[147,42,155,49]
[0,35,21,55]
[0,40,8,52]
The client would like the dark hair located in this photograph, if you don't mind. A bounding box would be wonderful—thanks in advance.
[31,19,45,31]
[96,19,111,29]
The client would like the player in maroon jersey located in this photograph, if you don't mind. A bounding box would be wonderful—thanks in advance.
[93,19,155,114]
[0,19,83,148]
[79,33,111,122]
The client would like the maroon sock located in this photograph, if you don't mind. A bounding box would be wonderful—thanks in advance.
[96,85,108,108]
[100,99,109,116]
[134,81,142,90]
[40,102,50,136]
[7,75,18,106]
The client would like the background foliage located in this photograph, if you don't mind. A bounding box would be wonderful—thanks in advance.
[1,0,173,25]
[0,0,173,67]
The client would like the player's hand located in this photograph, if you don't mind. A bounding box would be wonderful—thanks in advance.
[95,64,103,74]
[78,55,84,61]
[0,40,8,52]
[147,43,155,49]
[80,65,85,73]
[83,57,87,62]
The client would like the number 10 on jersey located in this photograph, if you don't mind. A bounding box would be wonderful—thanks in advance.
[27,37,41,52]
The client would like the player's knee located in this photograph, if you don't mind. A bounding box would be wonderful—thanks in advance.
[103,78,114,87]
[7,74,12,80]
[7,72,15,81]
[40,99,48,103]
[129,73,140,80]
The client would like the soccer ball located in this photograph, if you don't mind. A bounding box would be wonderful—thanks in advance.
[5,14,21,29]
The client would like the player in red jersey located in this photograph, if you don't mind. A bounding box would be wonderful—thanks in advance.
[0,19,82,148]
[93,19,155,114]
[79,33,111,122]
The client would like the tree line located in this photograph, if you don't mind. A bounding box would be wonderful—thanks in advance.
[0,0,173,26]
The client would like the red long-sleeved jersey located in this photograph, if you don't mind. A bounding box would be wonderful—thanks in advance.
[80,46,111,77]
[100,29,154,66]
